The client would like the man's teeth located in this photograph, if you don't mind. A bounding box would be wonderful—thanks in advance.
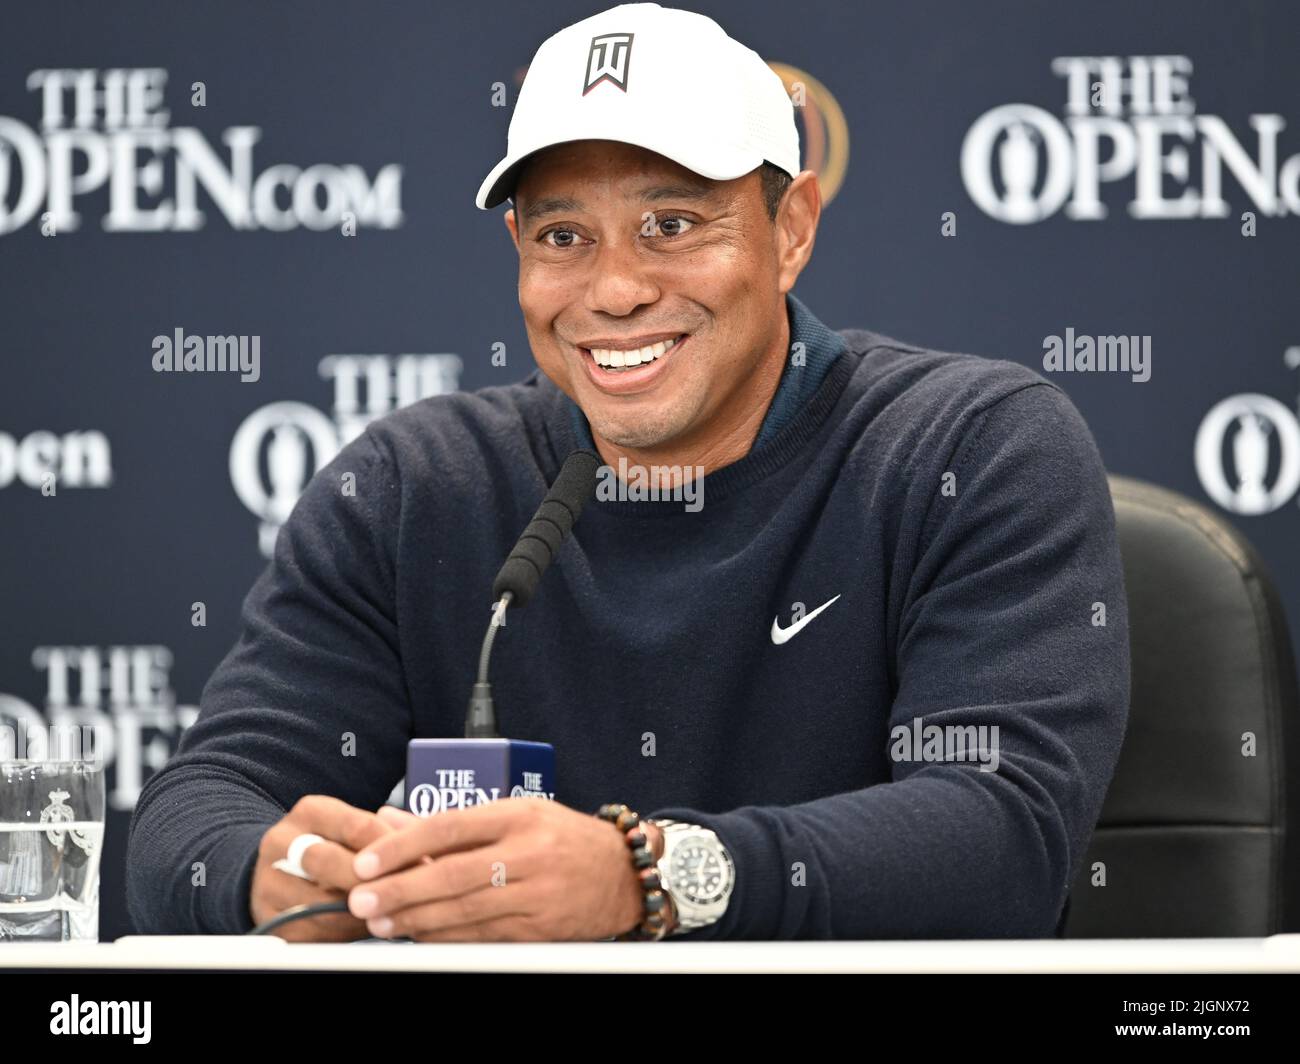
[590,336,680,369]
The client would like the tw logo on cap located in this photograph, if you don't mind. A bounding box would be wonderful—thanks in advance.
[583,32,634,94]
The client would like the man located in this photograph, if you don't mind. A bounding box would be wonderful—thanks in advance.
[127,2,1129,942]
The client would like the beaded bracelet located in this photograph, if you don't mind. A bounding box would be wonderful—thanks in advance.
[596,802,672,941]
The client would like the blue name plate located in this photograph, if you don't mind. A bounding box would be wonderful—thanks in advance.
[405,738,556,817]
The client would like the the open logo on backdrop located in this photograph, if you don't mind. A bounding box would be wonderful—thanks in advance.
[0,646,197,811]
[768,63,848,207]
[230,354,462,557]
[0,68,404,235]
[962,56,1300,223]
[1195,360,1300,516]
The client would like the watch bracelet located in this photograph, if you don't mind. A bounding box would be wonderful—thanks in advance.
[649,817,731,934]
[595,803,672,941]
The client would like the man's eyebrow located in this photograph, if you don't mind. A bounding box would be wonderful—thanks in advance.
[519,196,584,224]
[634,182,718,204]
[518,181,719,223]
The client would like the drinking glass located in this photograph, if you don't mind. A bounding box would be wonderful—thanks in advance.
[0,759,105,942]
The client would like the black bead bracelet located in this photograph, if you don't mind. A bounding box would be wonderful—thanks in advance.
[596,803,671,941]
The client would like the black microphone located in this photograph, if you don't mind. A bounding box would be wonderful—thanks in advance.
[465,448,601,738]
[405,450,601,816]
[491,448,602,607]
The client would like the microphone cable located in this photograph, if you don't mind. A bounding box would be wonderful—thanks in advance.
[247,900,350,936]
[248,900,415,941]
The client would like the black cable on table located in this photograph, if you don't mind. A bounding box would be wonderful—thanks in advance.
[248,900,351,935]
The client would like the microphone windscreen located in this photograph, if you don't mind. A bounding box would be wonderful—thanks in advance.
[546,448,601,517]
[491,450,600,606]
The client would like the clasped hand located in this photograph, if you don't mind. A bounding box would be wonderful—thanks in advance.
[250,795,656,942]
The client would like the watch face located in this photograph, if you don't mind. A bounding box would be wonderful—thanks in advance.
[670,842,730,905]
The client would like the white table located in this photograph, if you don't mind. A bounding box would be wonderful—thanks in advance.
[3,935,1300,973]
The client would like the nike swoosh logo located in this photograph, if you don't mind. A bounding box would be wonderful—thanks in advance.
[770,594,842,645]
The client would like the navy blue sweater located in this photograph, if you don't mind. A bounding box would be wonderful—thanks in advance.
[127,296,1130,939]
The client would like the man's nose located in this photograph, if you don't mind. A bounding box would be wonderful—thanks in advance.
[583,237,660,316]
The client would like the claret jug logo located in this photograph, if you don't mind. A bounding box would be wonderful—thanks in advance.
[1194,350,1300,517]
[0,67,403,234]
[962,56,1300,223]
[230,354,463,556]
[1195,393,1300,518]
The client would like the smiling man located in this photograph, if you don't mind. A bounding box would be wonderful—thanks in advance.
[504,139,807,477]
[127,3,1130,942]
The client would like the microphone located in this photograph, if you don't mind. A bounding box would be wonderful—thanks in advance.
[491,448,602,607]
[405,450,601,818]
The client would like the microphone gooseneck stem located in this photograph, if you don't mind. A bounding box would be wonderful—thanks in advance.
[465,591,513,738]
[478,592,513,684]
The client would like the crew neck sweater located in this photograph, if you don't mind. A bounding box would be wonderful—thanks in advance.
[127,296,1130,940]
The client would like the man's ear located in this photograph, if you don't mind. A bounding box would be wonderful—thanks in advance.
[775,170,821,295]
[504,205,521,251]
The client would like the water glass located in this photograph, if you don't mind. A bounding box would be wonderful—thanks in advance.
[0,760,105,942]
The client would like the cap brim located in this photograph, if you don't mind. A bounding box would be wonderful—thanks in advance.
[474,134,766,210]
[475,152,529,210]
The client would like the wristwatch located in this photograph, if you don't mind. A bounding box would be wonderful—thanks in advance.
[650,818,735,934]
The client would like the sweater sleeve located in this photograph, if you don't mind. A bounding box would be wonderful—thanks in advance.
[649,382,1131,940]
[125,429,411,934]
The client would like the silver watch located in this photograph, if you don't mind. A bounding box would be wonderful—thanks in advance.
[651,819,735,934]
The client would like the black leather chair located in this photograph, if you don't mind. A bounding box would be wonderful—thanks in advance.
[1064,475,1300,936]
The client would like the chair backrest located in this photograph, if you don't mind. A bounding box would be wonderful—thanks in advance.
[1065,475,1300,936]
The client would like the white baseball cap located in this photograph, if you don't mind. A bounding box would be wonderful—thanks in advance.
[475,2,800,209]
